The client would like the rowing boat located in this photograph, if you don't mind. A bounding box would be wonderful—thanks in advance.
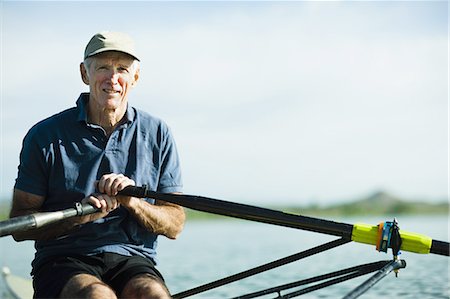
[2,267,33,299]
[0,186,448,298]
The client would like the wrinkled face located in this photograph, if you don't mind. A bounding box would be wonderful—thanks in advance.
[81,51,139,111]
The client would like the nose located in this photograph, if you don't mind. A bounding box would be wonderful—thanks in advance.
[106,69,120,84]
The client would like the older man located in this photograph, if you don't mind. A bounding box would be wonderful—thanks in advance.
[10,32,184,299]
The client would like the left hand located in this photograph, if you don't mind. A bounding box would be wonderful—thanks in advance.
[96,173,136,206]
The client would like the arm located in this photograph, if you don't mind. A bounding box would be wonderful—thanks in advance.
[9,189,118,241]
[119,195,185,240]
[97,174,185,239]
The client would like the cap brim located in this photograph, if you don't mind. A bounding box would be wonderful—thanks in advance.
[85,48,140,61]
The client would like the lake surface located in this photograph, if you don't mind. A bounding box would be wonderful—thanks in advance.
[0,215,448,298]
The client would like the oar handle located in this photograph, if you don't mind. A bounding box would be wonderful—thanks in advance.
[74,202,101,216]
[0,202,99,238]
[0,215,36,237]
[118,185,149,197]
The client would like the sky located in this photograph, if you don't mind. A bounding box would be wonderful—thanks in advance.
[0,1,448,205]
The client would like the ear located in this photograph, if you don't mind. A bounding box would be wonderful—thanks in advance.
[80,62,90,85]
[132,66,140,87]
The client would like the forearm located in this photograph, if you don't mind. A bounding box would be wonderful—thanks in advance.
[121,197,185,239]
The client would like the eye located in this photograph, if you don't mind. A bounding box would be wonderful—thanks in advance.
[118,67,129,73]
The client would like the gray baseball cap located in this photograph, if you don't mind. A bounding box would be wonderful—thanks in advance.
[84,31,140,61]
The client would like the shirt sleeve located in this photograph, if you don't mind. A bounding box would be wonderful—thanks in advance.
[157,124,183,193]
[14,127,49,196]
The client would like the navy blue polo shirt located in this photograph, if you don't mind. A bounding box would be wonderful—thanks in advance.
[15,93,182,270]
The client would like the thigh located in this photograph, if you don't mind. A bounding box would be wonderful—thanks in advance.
[32,255,102,298]
[103,253,169,296]
[60,273,117,299]
[121,274,171,299]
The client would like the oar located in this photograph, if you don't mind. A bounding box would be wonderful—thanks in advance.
[118,186,450,257]
[2,186,448,257]
[0,203,99,237]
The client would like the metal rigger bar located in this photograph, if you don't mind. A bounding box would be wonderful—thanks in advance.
[343,259,407,299]
[173,238,351,298]
[234,260,406,299]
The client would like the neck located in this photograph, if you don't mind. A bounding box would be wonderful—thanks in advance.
[87,104,127,136]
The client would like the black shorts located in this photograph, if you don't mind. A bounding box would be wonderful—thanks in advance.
[32,252,166,299]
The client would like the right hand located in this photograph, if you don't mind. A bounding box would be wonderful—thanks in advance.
[78,193,119,224]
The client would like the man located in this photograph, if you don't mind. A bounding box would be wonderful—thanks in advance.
[9,31,185,299]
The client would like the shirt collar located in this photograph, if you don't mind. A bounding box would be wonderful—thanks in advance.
[76,93,135,124]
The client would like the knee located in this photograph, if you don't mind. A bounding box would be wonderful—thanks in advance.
[61,281,117,299]
[80,282,117,298]
[121,275,171,299]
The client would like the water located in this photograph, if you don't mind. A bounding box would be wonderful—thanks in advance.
[0,215,449,298]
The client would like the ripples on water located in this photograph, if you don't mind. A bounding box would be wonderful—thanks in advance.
[0,215,448,298]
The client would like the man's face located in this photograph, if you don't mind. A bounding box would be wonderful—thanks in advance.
[81,52,139,111]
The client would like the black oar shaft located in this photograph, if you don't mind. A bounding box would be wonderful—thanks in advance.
[119,186,354,239]
[431,240,450,256]
[119,186,450,257]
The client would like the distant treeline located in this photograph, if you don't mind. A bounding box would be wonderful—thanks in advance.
[283,201,449,217]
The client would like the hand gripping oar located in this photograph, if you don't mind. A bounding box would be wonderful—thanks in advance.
[118,186,450,257]
[0,203,99,237]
